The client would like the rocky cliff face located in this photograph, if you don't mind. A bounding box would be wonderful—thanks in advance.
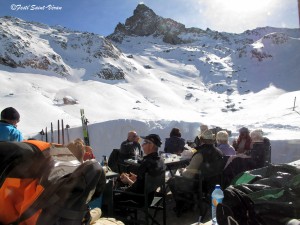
[108,4,187,44]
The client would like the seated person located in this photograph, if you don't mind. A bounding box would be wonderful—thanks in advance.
[67,140,85,163]
[216,131,236,156]
[71,138,96,161]
[84,145,96,161]
[250,129,271,168]
[232,127,252,154]
[222,154,254,188]
[193,124,208,148]
[0,107,23,141]
[119,131,141,162]
[169,130,224,215]
[114,134,165,206]
[164,127,186,155]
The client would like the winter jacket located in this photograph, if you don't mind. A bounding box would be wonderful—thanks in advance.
[234,136,251,154]
[119,139,141,161]
[182,144,224,179]
[250,139,271,169]
[126,152,165,193]
[218,143,236,156]
[164,136,185,154]
[0,120,23,142]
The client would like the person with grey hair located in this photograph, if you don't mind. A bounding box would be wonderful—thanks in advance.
[216,131,236,156]
[250,129,271,168]
[0,107,23,141]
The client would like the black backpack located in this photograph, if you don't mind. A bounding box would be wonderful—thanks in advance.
[0,140,106,225]
[217,164,300,225]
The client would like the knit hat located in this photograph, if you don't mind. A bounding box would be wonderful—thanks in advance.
[1,107,20,121]
[216,130,229,141]
[200,129,215,140]
[141,134,162,147]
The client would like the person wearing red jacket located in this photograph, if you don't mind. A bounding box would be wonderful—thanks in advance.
[84,145,96,161]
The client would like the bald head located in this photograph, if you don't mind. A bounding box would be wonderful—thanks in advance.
[127,131,139,142]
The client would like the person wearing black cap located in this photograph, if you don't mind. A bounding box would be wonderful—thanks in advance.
[114,134,165,205]
[0,107,23,142]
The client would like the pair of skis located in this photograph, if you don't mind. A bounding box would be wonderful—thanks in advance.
[80,109,90,146]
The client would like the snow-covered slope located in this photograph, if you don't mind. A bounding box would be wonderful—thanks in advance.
[0,16,133,81]
[0,4,299,164]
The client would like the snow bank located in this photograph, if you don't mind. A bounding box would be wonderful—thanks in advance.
[36,119,300,164]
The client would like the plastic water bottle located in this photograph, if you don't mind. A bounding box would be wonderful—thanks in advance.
[211,184,224,225]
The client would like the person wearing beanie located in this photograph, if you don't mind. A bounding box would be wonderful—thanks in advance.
[0,107,23,142]
[216,131,236,156]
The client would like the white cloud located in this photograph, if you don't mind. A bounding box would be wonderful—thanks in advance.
[165,0,296,33]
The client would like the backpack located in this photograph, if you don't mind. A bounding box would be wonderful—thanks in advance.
[0,140,106,225]
[218,164,300,225]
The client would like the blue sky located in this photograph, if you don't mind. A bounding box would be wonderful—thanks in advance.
[0,0,299,36]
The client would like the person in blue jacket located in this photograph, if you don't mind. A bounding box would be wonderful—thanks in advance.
[0,107,23,141]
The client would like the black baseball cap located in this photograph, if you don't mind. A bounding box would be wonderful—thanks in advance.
[141,134,162,147]
[1,107,20,121]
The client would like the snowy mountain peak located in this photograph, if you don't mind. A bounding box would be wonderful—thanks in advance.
[133,3,157,18]
[108,3,186,44]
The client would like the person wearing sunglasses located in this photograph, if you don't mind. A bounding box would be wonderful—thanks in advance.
[115,134,165,205]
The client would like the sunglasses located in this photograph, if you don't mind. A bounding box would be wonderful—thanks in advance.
[142,140,152,145]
